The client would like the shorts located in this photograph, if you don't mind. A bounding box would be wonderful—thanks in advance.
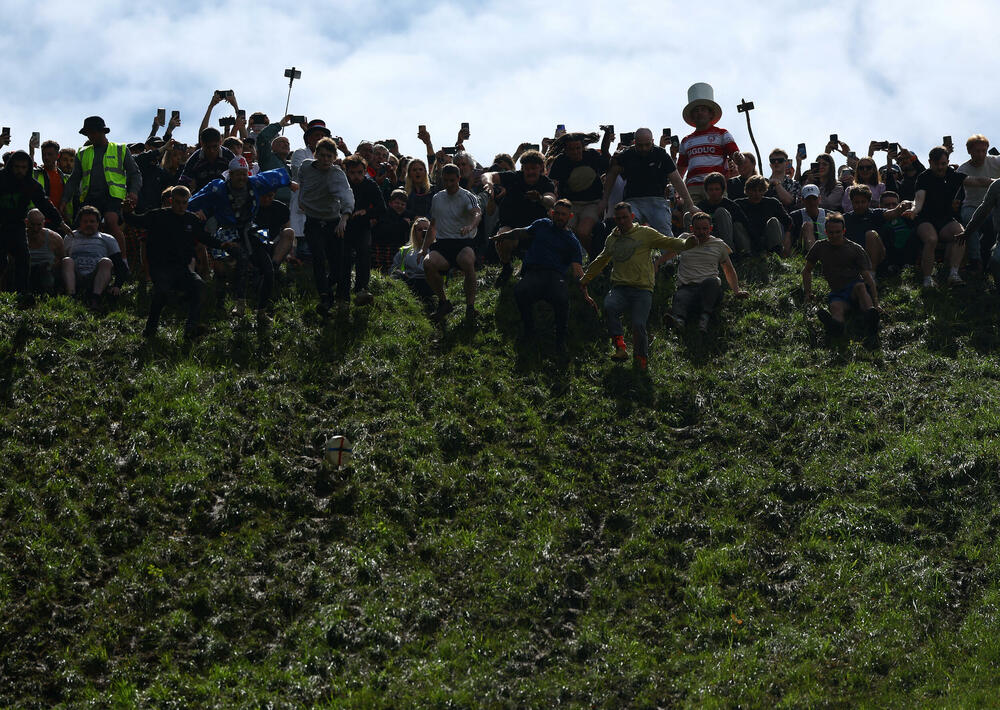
[569,201,601,228]
[431,238,476,268]
[81,194,123,220]
[828,278,865,305]
[915,215,959,234]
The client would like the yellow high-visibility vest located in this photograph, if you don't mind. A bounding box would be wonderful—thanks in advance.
[79,142,128,199]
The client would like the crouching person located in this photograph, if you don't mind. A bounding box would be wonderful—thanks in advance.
[802,212,880,346]
[124,185,225,338]
[392,217,434,306]
[667,212,748,332]
[494,199,584,353]
[62,205,129,306]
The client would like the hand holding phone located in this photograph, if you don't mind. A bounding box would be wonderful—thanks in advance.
[156,108,166,126]
[797,143,807,160]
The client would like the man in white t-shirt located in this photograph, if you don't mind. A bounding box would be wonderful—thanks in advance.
[421,164,482,322]
[61,205,130,306]
[958,134,1000,269]
[666,212,748,332]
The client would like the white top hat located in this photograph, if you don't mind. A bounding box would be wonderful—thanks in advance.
[682,82,723,128]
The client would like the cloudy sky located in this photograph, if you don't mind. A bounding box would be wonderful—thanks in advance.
[2,0,996,169]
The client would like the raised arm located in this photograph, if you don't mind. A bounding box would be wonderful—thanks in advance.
[668,170,695,214]
[199,93,225,138]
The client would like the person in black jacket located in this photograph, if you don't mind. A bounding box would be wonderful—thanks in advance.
[734,175,791,254]
[343,154,386,305]
[694,171,751,254]
[123,185,227,338]
[1,151,72,303]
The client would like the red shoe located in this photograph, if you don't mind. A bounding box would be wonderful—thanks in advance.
[611,335,629,361]
[634,355,648,371]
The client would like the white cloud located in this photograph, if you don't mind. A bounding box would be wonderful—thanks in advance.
[2,0,997,171]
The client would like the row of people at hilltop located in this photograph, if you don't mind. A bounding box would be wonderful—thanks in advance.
[2,84,997,366]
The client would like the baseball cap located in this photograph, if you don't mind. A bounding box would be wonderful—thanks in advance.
[801,184,820,199]
[223,156,249,179]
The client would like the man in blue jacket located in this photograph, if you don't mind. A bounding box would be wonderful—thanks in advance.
[492,199,584,353]
[189,157,292,326]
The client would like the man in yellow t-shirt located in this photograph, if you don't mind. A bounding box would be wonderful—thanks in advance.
[581,201,695,370]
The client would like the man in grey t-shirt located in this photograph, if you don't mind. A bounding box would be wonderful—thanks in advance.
[421,164,482,321]
[61,205,130,306]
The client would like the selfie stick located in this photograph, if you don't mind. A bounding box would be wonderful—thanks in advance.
[737,98,762,173]
[282,67,302,135]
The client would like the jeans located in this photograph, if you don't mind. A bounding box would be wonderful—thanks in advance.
[627,196,673,236]
[962,204,988,263]
[672,277,722,320]
[604,285,653,357]
[514,268,569,346]
[305,216,344,301]
[148,264,203,331]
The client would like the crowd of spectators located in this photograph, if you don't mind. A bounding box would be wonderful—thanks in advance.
[2,83,998,367]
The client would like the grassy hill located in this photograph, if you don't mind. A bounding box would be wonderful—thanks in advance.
[2,258,1000,708]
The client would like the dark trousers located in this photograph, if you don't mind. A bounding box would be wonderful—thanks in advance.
[305,216,344,301]
[29,264,56,295]
[1,224,29,295]
[148,264,204,331]
[232,237,274,308]
[672,277,722,320]
[343,229,372,294]
[514,268,569,345]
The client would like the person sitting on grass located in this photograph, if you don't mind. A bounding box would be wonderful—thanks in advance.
[665,212,748,333]
[902,146,967,288]
[787,184,828,256]
[734,174,790,255]
[123,185,227,339]
[580,201,696,371]
[392,217,433,305]
[877,191,917,273]
[842,184,912,277]
[492,199,584,354]
[694,171,751,254]
[802,212,880,346]
[421,164,482,322]
[61,205,130,307]
[25,209,65,295]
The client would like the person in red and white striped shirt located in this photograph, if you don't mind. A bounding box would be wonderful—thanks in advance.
[676,83,745,204]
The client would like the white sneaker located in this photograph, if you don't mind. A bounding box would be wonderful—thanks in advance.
[948,272,965,286]
[922,276,937,289]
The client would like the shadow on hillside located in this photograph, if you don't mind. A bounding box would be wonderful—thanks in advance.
[919,283,1000,357]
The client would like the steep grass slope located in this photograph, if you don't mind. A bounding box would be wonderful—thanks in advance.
[2,260,1000,708]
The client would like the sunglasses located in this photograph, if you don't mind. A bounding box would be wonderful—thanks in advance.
[769,157,786,163]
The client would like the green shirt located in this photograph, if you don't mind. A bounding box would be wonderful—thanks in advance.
[582,223,691,291]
